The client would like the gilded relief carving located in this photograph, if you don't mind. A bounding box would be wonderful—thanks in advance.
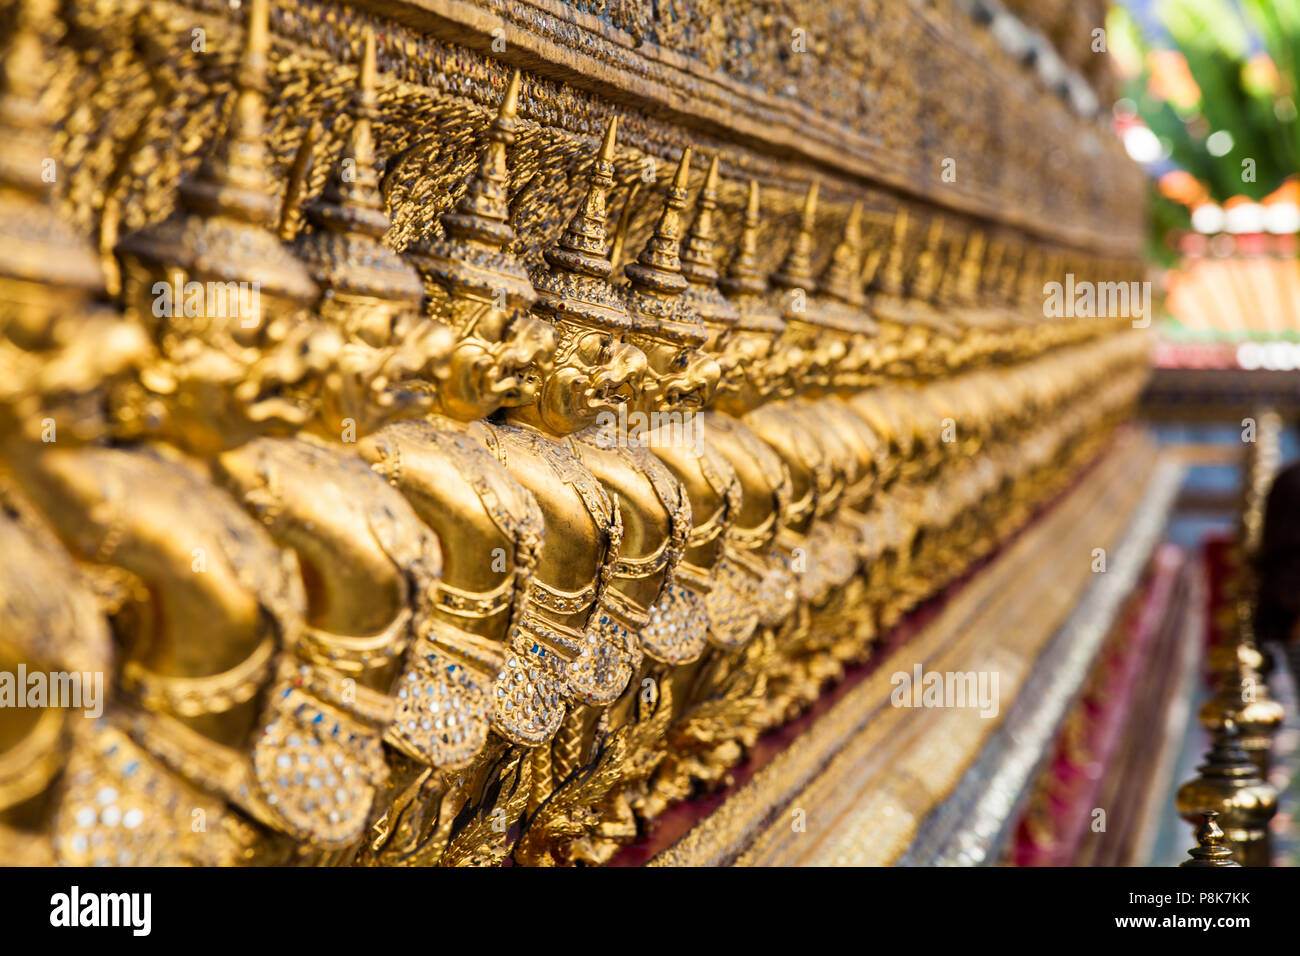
[0,0,1148,866]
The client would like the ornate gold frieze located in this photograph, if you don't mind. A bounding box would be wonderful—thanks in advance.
[1,0,1151,867]
[42,0,1140,292]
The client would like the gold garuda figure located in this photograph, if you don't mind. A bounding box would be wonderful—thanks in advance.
[0,0,1150,866]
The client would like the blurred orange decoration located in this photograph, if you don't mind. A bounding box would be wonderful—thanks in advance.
[1242,52,1281,97]
[1146,50,1201,109]
[1158,180,1300,369]
[1158,170,1207,207]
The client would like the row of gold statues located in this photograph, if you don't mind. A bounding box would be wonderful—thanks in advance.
[0,0,1148,865]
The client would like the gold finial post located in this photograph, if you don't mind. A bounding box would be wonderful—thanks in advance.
[719,179,768,298]
[185,0,277,225]
[955,230,987,304]
[405,69,535,311]
[909,216,946,301]
[114,0,318,306]
[306,28,389,240]
[600,114,618,163]
[771,182,819,290]
[1180,812,1240,867]
[354,28,377,161]
[0,0,105,295]
[440,69,522,249]
[544,117,620,278]
[681,155,721,287]
[531,118,635,335]
[278,120,320,241]
[871,206,910,295]
[679,156,740,327]
[0,0,55,196]
[624,147,693,295]
[819,201,865,305]
[1175,717,1278,867]
[292,27,422,307]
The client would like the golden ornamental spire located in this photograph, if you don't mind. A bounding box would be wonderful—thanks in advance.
[622,148,707,345]
[680,155,721,287]
[719,179,767,298]
[115,0,318,308]
[544,117,619,279]
[0,0,150,447]
[872,206,910,296]
[982,238,1006,303]
[312,28,383,235]
[770,182,819,290]
[0,0,53,197]
[0,0,105,300]
[1000,240,1026,304]
[819,201,865,306]
[797,198,878,338]
[910,216,945,301]
[1175,717,1278,867]
[718,180,784,333]
[955,230,987,305]
[407,70,534,311]
[624,147,693,296]
[680,156,740,328]
[441,69,521,249]
[857,223,883,287]
[293,28,422,305]
[1029,249,1062,306]
[183,0,277,227]
[531,118,632,334]
[1181,812,1239,867]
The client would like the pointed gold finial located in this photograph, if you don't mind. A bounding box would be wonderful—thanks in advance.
[715,179,784,334]
[679,156,740,327]
[955,230,987,304]
[982,238,1006,302]
[439,69,522,249]
[1181,812,1240,867]
[531,118,633,335]
[857,219,887,290]
[181,0,277,225]
[872,207,910,295]
[307,28,385,238]
[543,117,619,279]
[0,0,53,196]
[293,27,421,305]
[909,216,946,301]
[248,0,269,54]
[360,25,377,90]
[998,240,1025,303]
[771,182,819,290]
[621,147,710,344]
[819,201,864,305]
[1020,247,1051,305]
[1,0,42,93]
[1175,717,1278,867]
[671,146,692,190]
[278,119,321,241]
[115,0,318,306]
[599,114,619,163]
[681,155,721,287]
[624,147,693,296]
[406,70,534,312]
[719,179,767,299]
[0,0,104,297]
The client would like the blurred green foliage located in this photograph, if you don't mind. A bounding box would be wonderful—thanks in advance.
[1115,0,1300,201]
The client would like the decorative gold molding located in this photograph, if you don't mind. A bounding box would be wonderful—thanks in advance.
[650,431,1168,866]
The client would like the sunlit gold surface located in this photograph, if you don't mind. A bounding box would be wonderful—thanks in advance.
[0,0,1150,865]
